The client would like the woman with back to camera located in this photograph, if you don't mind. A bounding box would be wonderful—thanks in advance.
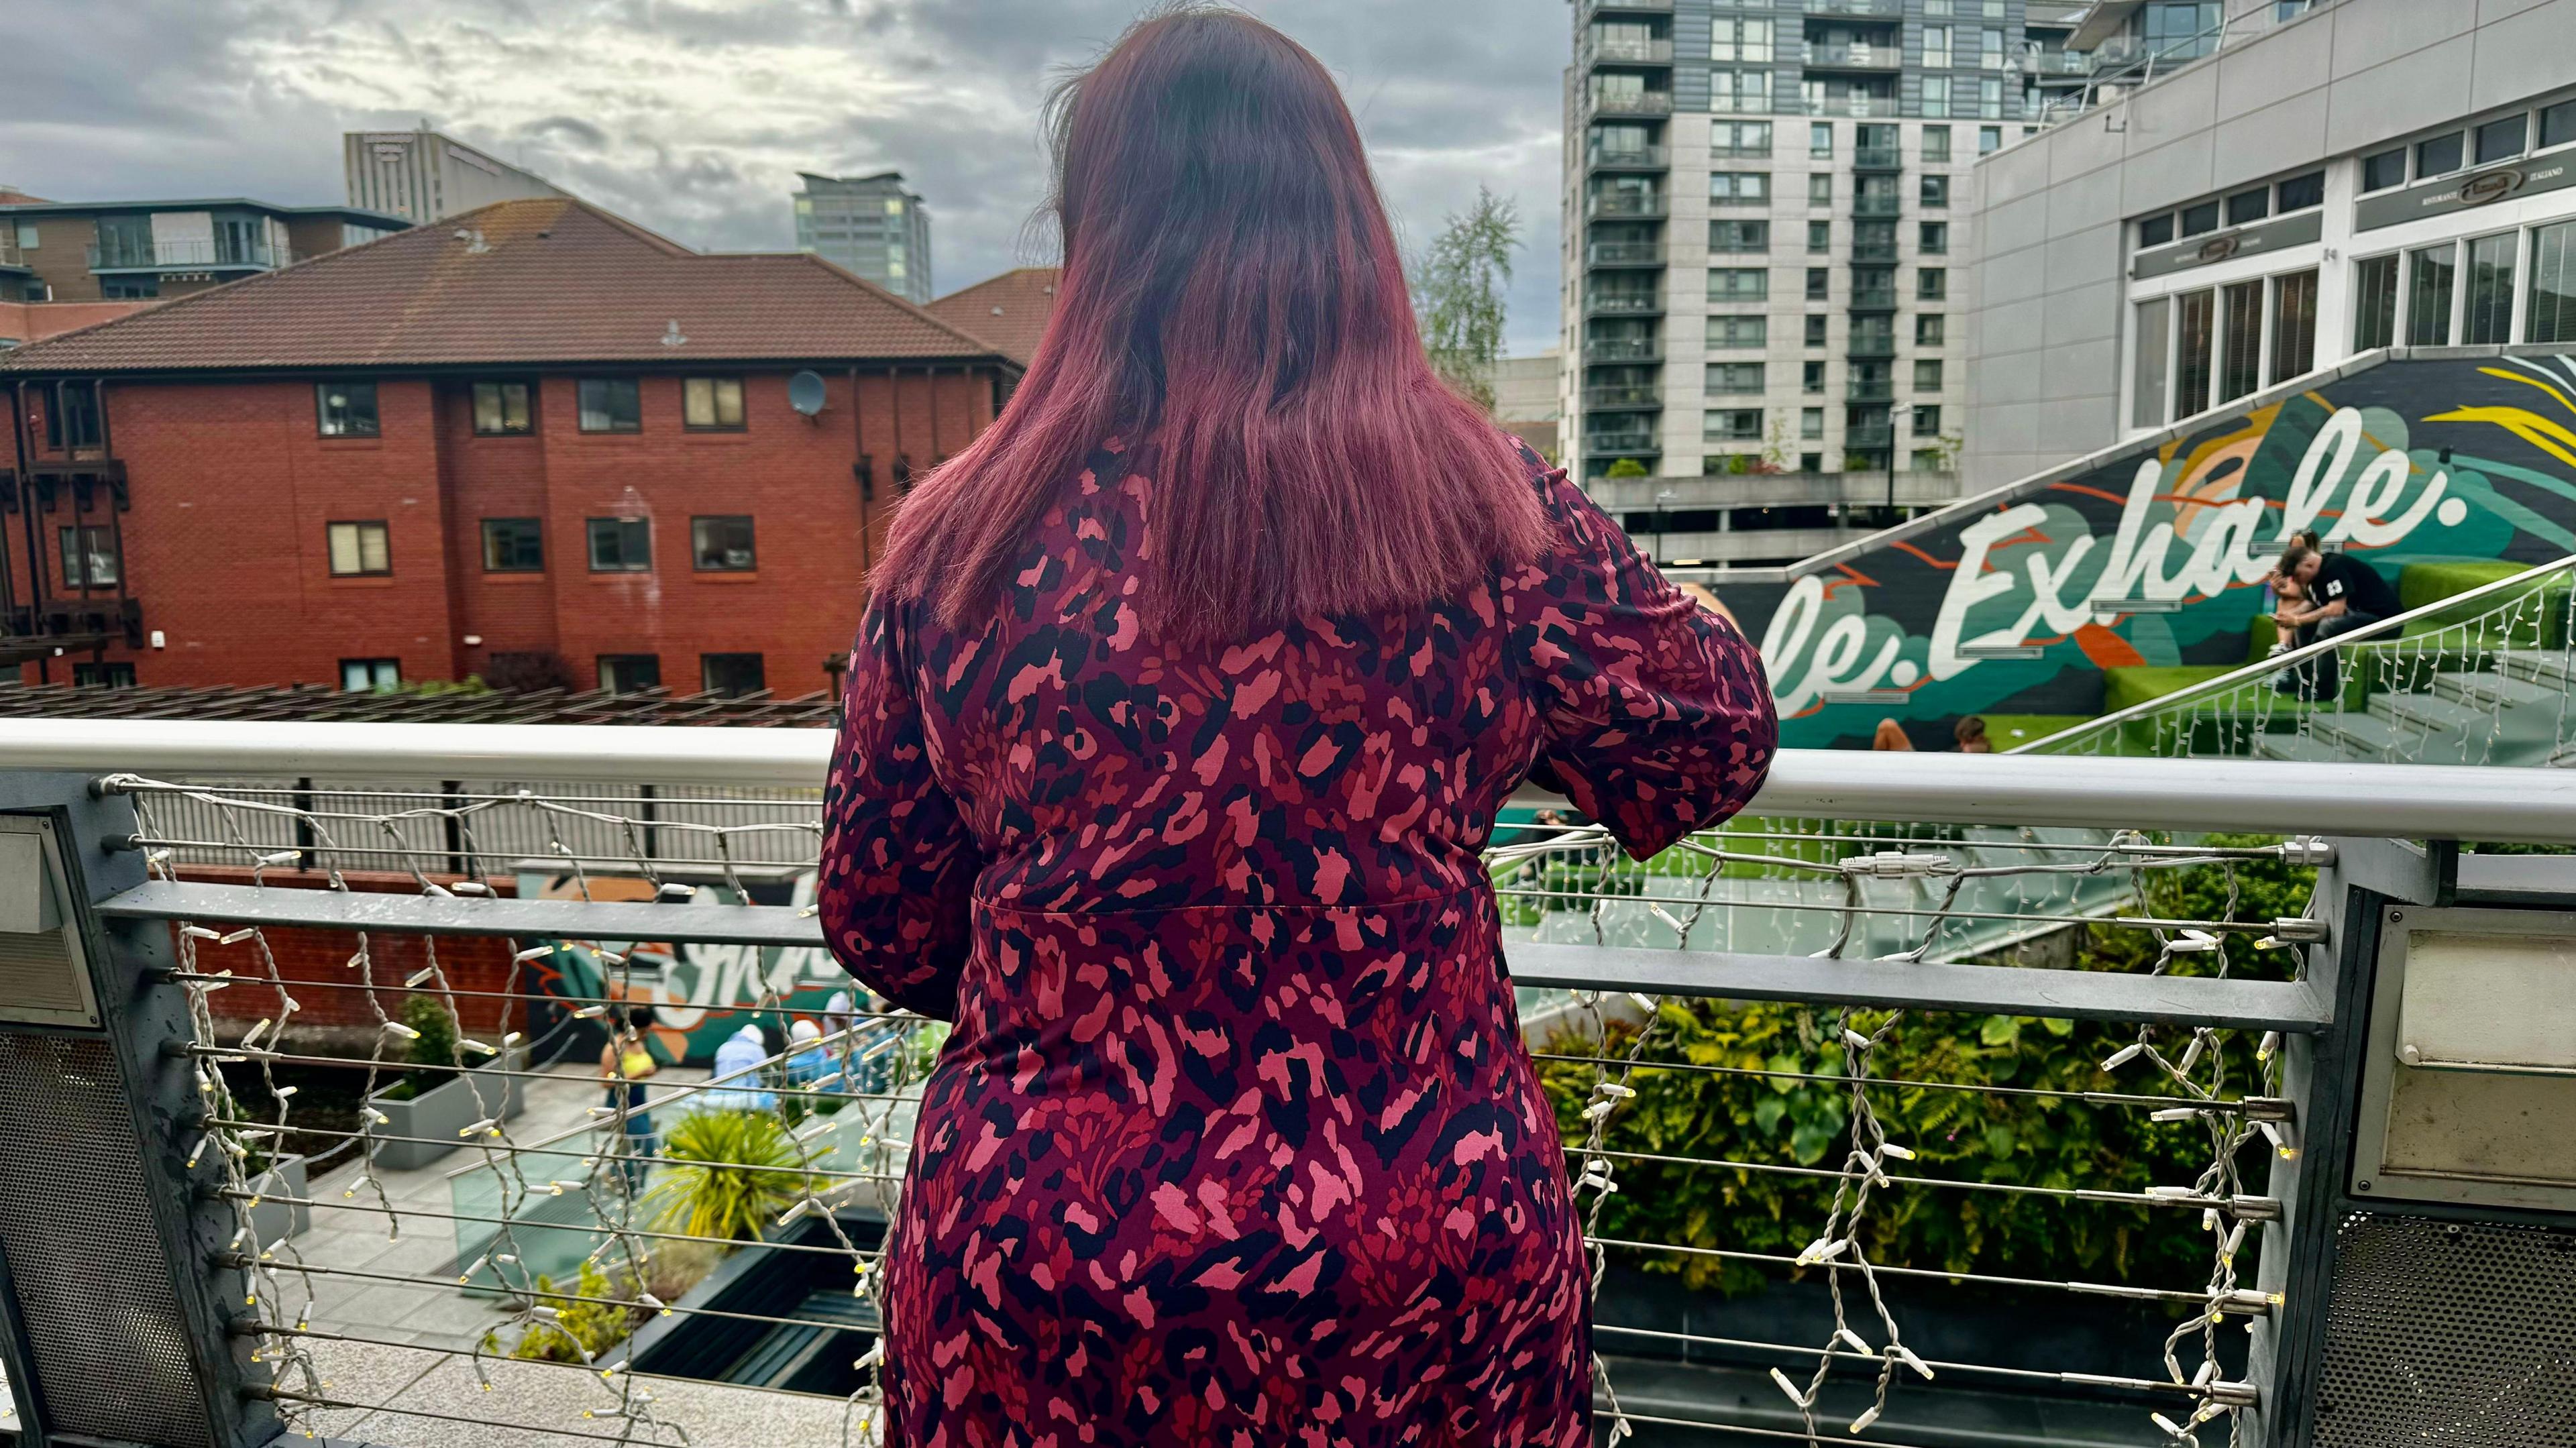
[818,7,1778,1442]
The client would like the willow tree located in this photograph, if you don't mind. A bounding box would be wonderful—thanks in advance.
[1413,187,1521,412]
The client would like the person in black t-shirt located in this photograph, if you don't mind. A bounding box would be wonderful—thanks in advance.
[2269,541,2400,700]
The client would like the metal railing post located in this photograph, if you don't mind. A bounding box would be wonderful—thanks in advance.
[0,770,280,1448]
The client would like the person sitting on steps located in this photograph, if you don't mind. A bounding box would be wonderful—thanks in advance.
[2269,540,2400,702]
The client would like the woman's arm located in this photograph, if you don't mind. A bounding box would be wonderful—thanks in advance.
[818,600,981,1021]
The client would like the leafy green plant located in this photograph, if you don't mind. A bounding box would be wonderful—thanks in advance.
[644,1109,810,1242]
[1411,186,1519,411]
[1537,833,2308,1296]
[376,993,460,1101]
[504,1263,641,1363]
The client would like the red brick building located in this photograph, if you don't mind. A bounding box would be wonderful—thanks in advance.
[927,266,1059,366]
[0,197,1018,696]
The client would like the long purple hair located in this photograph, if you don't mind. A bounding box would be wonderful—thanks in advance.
[873,5,1546,645]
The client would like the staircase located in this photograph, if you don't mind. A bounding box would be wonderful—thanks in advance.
[2252,649,2575,767]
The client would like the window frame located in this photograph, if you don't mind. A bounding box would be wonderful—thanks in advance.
[471,380,534,436]
[577,377,644,435]
[699,653,767,699]
[2361,148,2408,193]
[1916,269,1948,302]
[325,520,391,577]
[315,380,381,439]
[1706,361,1766,394]
[58,523,119,590]
[682,376,748,432]
[339,659,402,693]
[1919,221,1949,256]
[2475,114,2528,166]
[1919,174,1949,209]
[480,517,546,573]
[598,654,663,694]
[690,514,759,572]
[2416,131,2466,180]
[586,516,654,573]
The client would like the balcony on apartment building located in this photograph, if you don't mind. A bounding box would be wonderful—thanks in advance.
[87,235,286,274]
[1582,336,1662,365]
[1585,36,1674,66]
[1578,0,1673,16]
[1585,190,1668,219]
[1799,93,1901,118]
[1587,89,1675,117]
[1581,382,1663,412]
[1582,421,1662,455]
[1585,289,1665,319]
[1803,41,1902,71]
[1585,239,1668,267]
[1802,0,1902,17]
[1586,142,1671,172]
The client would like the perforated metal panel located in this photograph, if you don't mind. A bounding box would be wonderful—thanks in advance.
[2316,1211,2576,1447]
[0,1032,214,1447]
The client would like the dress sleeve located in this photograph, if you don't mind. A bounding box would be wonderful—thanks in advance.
[818,598,979,1021]
[1509,465,1779,860]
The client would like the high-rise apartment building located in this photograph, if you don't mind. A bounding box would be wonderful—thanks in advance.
[1562,0,2044,501]
[345,127,566,224]
[794,172,933,304]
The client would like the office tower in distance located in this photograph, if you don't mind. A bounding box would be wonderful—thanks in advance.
[345,127,566,224]
[795,172,933,304]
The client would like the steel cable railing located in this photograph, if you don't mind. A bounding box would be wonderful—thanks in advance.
[48,765,2369,1448]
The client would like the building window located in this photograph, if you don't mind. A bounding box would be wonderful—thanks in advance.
[326,521,390,577]
[1709,268,1769,302]
[2531,221,2576,344]
[1807,220,1831,254]
[701,653,767,698]
[691,514,757,571]
[72,661,136,689]
[2219,280,2263,404]
[587,516,653,571]
[2270,270,2318,384]
[340,659,400,693]
[1921,76,1951,119]
[1978,78,2003,119]
[2544,99,2576,152]
[2361,148,2407,193]
[2476,115,2528,166]
[1708,362,1766,394]
[1711,16,1772,62]
[1919,126,1951,164]
[58,525,117,588]
[11,221,34,250]
[1808,173,1833,206]
[2174,288,2215,419]
[1710,220,1770,252]
[1979,27,2006,68]
[1705,408,1763,442]
[682,377,747,431]
[1915,358,1945,392]
[2465,232,2518,345]
[2225,187,2269,226]
[1916,269,1947,301]
[1708,315,1769,349]
[598,655,663,694]
[472,382,533,435]
[2180,201,2220,237]
[1799,408,1823,440]
[2406,244,2456,346]
[38,382,99,452]
[1805,268,1829,301]
[1710,68,1772,113]
[481,518,545,573]
[1714,121,1774,157]
[578,378,643,433]
[1810,122,1834,158]
[1919,221,1949,256]
[101,277,160,300]
[1919,175,1949,209]
[2133,298,2170,428]
[1912,404,1943,435]
[1979,125,2002,154]
[316,382,380,438]
[2416,131,2465,178]
[2352,255,2400,352]
[1923,25,1951,67]
[1804,315,1829,347]
[1915,314,1946,345]
[2275,171,2324,213]
[2139,214,2176,248]
[1804,360,1827,394]
[1711,172,1770,205]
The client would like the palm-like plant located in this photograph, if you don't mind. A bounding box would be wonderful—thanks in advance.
[642,1109,810,1242]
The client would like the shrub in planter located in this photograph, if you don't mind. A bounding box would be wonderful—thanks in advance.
[501,1262,643,1363]
[364,995,523,1171]
[645,1109,812,1242]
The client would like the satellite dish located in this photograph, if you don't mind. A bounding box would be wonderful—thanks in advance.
[788,370,828,417]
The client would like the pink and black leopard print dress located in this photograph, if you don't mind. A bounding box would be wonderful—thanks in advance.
[819,440,1776,1446]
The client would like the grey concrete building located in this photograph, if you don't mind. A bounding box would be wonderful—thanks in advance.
[794,172,933,305]
[1963,0,2576,489]
[1561,0,2058,566]
[345,128,566,225]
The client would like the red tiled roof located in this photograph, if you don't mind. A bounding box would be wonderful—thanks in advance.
[1,197,1014,374]
[928,267,1060,366]
[0,188,50,206]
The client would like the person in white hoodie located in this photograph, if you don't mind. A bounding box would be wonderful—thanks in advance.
[700,1022,776,1113]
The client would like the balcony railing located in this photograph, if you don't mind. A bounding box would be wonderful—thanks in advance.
[1803,42,1902,69]
[1586,292,1664,317]
[1586,192,1668,219]
[1846,335,1898,359]
[1849,288,1899,311]
[1843,422,1895,447]
[1586,240,1667,266]
[1580,0,1673,13]
[1850,241,1899,262]
[1587,143,1670,170]
[1582,383,1663,410]
[1854,193,1903,218]
[1588,90,1674,116]
[1586,36,1674,65]
[1803,0,1905,19]
[1583,427,1662,453]
[2024,49,2094,76]
[87,237,278,270]
[1852,144,1903,170]
[1845,374,1896,398]
[3,720,2573,1446]
[1583,337,1662,364]
[1798,94,1901,117]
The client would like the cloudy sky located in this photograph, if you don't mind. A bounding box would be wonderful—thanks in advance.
[5,0,1570,353]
